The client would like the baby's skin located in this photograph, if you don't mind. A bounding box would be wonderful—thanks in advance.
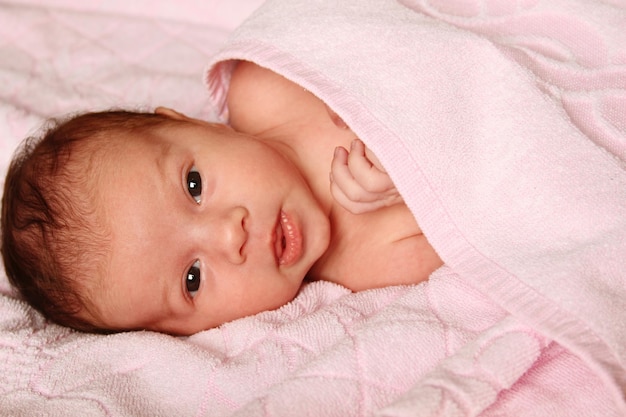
[74,62,442,335]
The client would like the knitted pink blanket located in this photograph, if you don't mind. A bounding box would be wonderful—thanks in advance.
[0,1,624,415]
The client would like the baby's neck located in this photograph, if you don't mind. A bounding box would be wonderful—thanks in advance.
[259,129,342,214]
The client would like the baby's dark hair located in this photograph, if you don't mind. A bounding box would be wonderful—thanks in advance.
[1,110,175,332]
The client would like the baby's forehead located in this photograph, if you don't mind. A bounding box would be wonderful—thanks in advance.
[88,126,165,158]
[87,120,202,185]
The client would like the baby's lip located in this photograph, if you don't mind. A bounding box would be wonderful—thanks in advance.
[274,210,303,267]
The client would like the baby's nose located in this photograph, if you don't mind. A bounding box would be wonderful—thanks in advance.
[214,206,248,264]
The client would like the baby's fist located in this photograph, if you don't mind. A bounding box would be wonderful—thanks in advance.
[330,139,402,214]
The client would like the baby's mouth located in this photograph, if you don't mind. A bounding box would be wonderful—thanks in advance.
[275,211,303,267]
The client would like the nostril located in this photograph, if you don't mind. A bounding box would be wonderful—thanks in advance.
[238,209,248,261]
[237,234,247,263]
[240,207,249,232]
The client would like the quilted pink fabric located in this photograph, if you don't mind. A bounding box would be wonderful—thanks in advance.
[1,0,625,416]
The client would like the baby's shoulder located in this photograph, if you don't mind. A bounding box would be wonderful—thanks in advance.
[227,61,313,134]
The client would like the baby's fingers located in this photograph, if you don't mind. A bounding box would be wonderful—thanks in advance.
[330,141,404,214]
[331,146,380,203]
[330,180,389,214]
[347,139,394,194]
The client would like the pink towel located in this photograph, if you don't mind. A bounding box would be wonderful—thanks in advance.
[206,0,626,414]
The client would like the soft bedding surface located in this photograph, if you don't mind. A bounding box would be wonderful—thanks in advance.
[1,1,625,416]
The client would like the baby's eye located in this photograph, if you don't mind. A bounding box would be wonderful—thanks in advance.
[187,166,202,203]
[185,260,201,298]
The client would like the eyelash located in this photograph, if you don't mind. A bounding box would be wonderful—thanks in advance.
[187,166,202,203]
[184,165,202,299]
[185,260,201,299]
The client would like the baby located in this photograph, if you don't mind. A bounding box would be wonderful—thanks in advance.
[1,61,443,335]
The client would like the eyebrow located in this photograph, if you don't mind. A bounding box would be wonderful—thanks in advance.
[151,140,186,323]
[155,141,174,185]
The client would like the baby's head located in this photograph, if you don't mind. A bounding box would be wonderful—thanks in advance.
[1,111,179,332]
[2,109,330,335]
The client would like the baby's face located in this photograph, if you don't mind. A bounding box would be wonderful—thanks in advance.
[89,115,330,335]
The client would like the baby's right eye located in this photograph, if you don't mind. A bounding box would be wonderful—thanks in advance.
[187,166,202,203]
[185,260,201,298]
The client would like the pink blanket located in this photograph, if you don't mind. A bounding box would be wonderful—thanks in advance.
[1,0,624,416]
[206,0,626,414]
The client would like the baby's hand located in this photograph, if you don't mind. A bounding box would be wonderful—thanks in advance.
[330,139,403,214]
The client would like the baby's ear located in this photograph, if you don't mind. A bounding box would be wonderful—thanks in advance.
[154,107,189,121]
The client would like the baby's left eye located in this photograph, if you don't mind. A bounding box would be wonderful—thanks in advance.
[185,260,201,298]
[187,166,202,203]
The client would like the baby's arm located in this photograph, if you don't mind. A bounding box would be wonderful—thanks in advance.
[330,139,403,214]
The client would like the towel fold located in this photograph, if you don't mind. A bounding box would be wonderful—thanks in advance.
[206,0,626,414]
